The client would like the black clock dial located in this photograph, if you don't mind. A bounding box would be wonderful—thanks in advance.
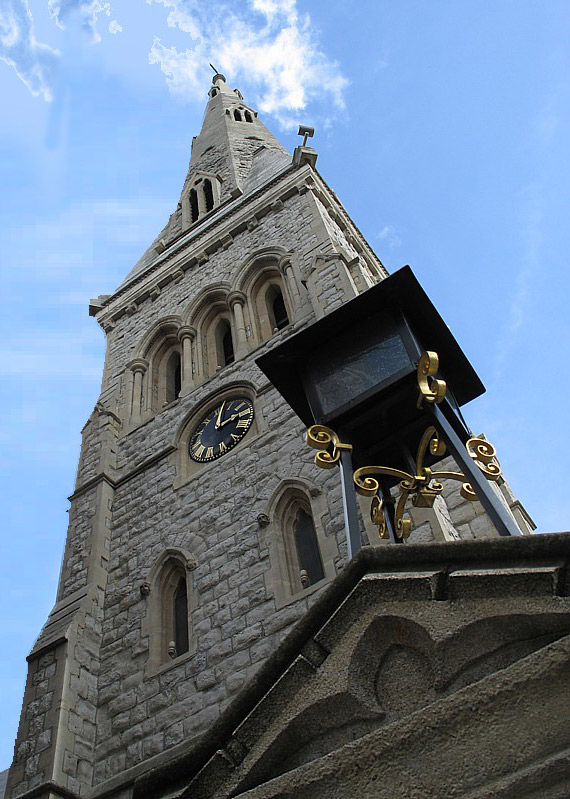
[189,398,254,462]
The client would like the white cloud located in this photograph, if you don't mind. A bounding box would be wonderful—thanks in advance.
[147,0,348,129]
[378,224,401,248]
[108,19,122,34]
[47,0,114,43]
[0,0,58,100]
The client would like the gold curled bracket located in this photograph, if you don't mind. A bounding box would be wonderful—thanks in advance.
[417,351,447,408]
[466,437,502,481]
[353,466,414,540]
[306,424,353,470]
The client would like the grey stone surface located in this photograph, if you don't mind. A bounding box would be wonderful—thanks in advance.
[5,76,535,799]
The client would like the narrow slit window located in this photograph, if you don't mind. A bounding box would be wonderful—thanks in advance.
[272,290,289,330]
[244,110,253,123]
[173,577,189,656]
[203,178,214,212]
[234,109,242,121]
[294,508,324,587]
[189,188,199,222]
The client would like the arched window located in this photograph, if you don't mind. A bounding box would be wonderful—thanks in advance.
[234,109,242,121]
[142,553,196,669]
[260,482,338,608]
[293,508,324,587]
[244,110,253,123]
[189,188,199,222]
[203,178,214,212]
[165,350,181,404]
[271,288,289,331]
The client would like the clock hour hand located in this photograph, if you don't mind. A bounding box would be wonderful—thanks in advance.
[218,412,240,428]
[214,401,226,430]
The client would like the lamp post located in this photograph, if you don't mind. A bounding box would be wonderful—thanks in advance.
[256,266,521,554]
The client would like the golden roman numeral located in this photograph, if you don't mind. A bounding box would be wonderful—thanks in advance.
[231,433,240,442]
[219,441,228,454]
[206,447,214,459]
[234,402,245,410]
[238,409,251,417]
[193,444,205,458]
[236,419,249,429]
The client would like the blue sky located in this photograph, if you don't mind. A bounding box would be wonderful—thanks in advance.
[1,0,569,768]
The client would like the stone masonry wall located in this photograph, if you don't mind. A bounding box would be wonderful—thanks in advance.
[88,175,361,785]
[7,149,523,799]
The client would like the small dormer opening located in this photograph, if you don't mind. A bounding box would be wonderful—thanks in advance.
[189,189,199,222]
[234,109,242,121]
[203,178,214,212]
[244,111,253,123]
[211,88,217,96]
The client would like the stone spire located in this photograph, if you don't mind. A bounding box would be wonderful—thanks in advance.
[180,72,290,203]
[115,73,291,291]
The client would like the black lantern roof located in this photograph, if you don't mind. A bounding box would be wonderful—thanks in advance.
[257,267,485,473]
[257,266,484,426]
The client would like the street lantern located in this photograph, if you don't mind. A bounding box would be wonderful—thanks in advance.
[256,266,521,553]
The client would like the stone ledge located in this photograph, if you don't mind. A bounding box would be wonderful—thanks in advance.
[126,533,570,799]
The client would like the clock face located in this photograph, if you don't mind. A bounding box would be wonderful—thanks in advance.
[189,397,254,463]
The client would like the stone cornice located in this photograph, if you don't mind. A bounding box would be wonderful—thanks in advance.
[10,781,79,799]
[68,446,177,502]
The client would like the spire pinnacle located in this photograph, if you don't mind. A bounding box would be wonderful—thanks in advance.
[209,63,226,84]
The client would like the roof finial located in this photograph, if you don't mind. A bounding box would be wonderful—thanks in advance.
[297,125,314,148]
[210,64,226,84]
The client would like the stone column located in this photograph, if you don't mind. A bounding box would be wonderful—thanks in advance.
[178,325,197,395]
[128,359,148,423]
[228,291,248,359]
[279,254,301,319]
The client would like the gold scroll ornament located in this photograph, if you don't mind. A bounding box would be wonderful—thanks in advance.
[305,351,502,541]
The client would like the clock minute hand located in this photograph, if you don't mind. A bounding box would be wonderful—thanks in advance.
[214,401,226,430]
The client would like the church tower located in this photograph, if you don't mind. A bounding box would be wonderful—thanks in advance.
[6,74,533,799]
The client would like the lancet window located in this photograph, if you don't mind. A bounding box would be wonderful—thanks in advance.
[261,481,338,608]
[143,551,196,671]
[183,173,221,229]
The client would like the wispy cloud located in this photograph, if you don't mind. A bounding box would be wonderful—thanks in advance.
[378,224,401,248]
[0,0,59,100]
[148,0,348,128]
[47,0,120,43]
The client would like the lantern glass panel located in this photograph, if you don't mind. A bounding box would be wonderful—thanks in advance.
[306,316,413,420]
